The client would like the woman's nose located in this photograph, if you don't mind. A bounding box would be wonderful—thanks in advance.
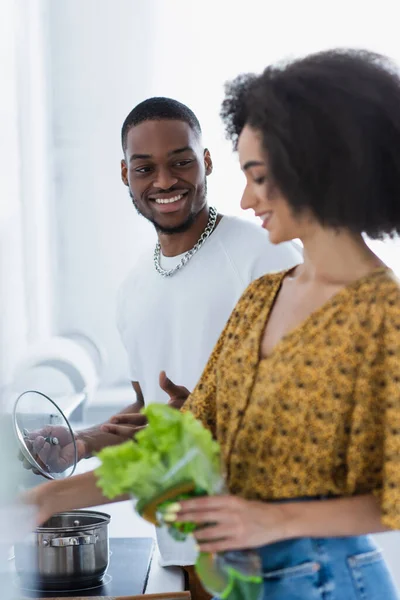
[240,183,256,211]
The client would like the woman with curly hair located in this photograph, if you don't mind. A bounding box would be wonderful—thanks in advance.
[27,49,400,599]
[174,49,400,599]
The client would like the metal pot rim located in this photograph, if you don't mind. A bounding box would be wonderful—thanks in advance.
[36,510,111,533]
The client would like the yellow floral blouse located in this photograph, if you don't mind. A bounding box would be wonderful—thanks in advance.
[182,267,400,529]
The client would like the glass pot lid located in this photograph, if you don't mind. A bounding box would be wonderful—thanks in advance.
[13,390,77,480]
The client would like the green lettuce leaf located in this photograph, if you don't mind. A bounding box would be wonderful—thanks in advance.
[95,404,222,503]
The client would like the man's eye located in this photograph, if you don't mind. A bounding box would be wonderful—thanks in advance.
[135,166,152,174]
[174,160,193,167]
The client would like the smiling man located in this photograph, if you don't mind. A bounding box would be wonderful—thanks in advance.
[26,98,302,600]
[114,98,300,411]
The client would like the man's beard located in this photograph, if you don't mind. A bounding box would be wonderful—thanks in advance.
[129,180,207,235]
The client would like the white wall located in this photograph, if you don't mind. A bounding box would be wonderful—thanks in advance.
[0,0,27,390]
[46,0,159,386]
[17,0,55,343]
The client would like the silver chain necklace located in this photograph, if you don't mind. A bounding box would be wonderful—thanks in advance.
[154,206,218,277]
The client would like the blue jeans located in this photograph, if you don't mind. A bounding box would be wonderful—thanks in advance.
[212,535,398,600]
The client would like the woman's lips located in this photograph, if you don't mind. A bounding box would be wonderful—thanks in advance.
[257,211,273,229]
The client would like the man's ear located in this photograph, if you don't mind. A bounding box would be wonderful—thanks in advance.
[204,149,213,176]
[121,158,129,186]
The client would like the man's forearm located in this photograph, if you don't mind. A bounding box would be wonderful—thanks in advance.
[282,494,390,539]
[76,401,143,457]
[76,427,125,457]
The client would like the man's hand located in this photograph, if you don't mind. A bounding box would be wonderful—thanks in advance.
[100,372,190,439]
[19,426,87,475]
[159,371,190,409]
[100,412,147,439]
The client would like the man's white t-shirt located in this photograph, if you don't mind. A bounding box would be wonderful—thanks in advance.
[116,215,302,566]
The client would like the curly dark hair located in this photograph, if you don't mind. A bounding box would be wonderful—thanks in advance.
[221,49,400,238]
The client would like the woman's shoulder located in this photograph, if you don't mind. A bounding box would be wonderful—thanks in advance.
[377,269,400,334]
[380,268,400,300]
[223,271,288,334]
[357,267,400,309]
[236,270,288,309]
[348,268,400,338]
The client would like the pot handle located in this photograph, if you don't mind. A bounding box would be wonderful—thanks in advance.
[44,534,99,547]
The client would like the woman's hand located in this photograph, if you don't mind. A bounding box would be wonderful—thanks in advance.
[22,471,127,527]
[22,479,60,526]
[171,494,389,553]
[172,495,289,553]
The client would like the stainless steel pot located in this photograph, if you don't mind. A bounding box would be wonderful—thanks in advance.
[14,510,110,591]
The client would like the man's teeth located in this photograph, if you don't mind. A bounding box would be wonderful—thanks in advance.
[154,194,184,205]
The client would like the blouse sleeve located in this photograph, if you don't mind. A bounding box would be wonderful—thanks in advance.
[377,300,400,530]
[181,276,267,437]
